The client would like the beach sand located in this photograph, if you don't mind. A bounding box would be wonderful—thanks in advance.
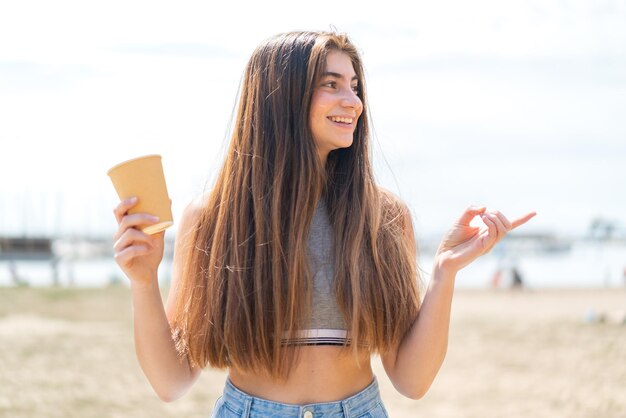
[0,286,624,417]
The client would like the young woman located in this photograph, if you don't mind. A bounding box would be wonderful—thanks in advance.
[112,31,535,417]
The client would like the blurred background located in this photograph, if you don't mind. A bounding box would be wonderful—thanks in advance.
[1,1,625,417]
[1,0,625,289]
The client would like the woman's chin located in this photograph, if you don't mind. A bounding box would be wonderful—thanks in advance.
[332,140,355,151]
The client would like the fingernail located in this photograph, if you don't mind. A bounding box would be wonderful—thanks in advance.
[129,196,138,203]
[150,216,159,222]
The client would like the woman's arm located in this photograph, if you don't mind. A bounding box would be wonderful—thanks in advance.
[113,197,203,402]
[381,205,535,399]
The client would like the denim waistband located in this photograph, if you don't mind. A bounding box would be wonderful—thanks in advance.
[219,375,383,417]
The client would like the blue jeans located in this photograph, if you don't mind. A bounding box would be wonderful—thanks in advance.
[211,376,389,417]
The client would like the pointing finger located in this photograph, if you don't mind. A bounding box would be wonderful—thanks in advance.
[511,211,537,229]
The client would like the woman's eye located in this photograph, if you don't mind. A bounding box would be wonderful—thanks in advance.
[320,81,359,93]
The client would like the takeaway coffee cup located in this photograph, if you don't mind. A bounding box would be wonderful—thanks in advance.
[107,154,173,234]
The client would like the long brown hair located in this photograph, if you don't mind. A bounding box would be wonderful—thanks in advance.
[172,30,421,379]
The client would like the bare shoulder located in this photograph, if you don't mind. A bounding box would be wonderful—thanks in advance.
[171,193,208,268]
[184,193,207,218]
[177,193,207,234]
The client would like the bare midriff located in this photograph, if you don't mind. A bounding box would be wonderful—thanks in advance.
[228,346,374,404]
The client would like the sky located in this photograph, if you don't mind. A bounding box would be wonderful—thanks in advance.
[1,0,625,240]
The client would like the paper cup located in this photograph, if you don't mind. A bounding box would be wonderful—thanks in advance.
[107,155,173,234]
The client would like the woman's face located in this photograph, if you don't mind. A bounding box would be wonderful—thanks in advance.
[309,50,363,164]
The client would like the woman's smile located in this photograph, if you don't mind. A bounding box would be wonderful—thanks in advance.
[327,115,356,128]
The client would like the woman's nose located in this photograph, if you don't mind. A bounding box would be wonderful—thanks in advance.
[341,89,362,109]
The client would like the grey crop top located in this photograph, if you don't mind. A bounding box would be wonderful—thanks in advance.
[282,199,349,346]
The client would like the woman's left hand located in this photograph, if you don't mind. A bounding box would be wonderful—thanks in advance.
[435,206,536,273]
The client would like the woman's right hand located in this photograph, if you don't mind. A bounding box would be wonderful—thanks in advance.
[113,196,165,285]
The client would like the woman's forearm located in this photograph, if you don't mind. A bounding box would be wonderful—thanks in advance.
[383,262,457,399]
[130,277,199,402]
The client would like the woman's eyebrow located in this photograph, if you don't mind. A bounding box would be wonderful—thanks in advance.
[320,71,359,82]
